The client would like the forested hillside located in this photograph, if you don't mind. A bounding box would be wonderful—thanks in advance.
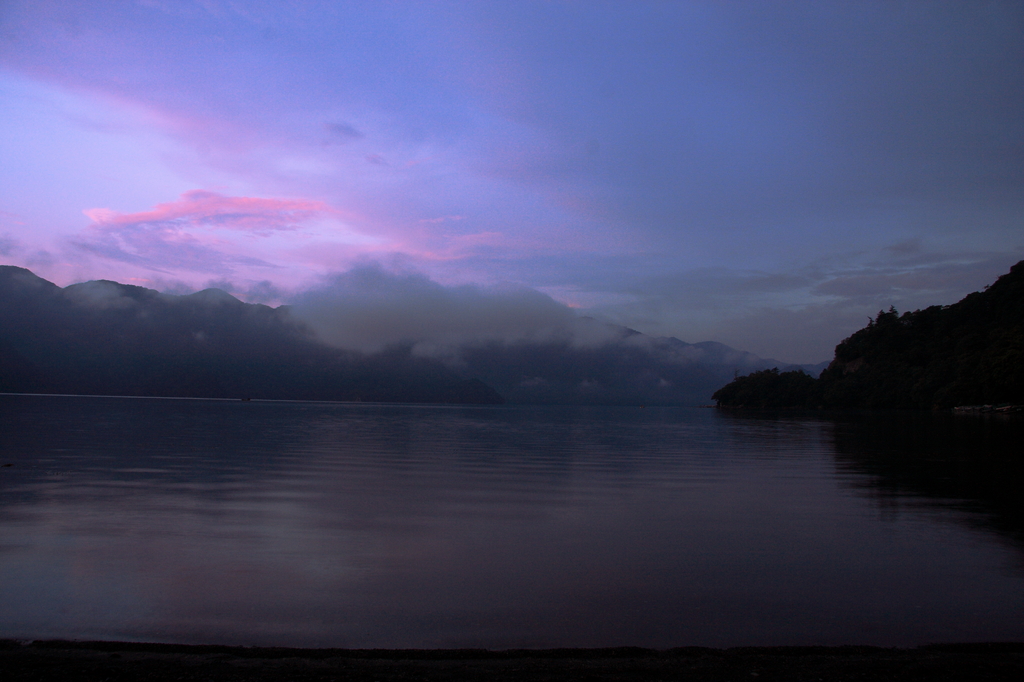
[0,266,502,404]
[713,261,1024,409]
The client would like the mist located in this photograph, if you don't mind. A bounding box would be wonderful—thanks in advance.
[288,264,620,354]
[2,263,823,407]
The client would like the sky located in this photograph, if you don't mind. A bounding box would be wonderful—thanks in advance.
[1,1,1022,363]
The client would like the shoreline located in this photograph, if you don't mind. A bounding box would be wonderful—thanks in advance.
[4,640,1024,681]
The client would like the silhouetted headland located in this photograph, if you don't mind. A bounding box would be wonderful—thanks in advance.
[712,260,1024,410]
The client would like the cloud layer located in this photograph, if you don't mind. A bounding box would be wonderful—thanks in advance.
[74,190,376,277]
[586,248,1024,363]
[1,2,1021,363]
[83,190,331,236]
[290,264,618,354]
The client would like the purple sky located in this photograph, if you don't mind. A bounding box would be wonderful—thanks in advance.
[2,1,1022,363]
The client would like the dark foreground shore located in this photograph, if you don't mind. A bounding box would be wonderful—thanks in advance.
[3,640,1024,681]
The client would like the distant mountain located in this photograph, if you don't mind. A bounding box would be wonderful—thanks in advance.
[454,325,822,406]
[0,266,502,404]
[1,266,815,405]
[712,260,1024,409]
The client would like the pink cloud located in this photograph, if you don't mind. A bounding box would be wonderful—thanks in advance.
[84,190,336,236]
[69,188,579,290]
[418,215,466,224]
[416,231,512,261]
[74,190,378,279]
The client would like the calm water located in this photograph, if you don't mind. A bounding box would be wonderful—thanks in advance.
[1,394,1023,648]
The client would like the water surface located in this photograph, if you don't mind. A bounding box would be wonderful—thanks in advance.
[1,395,1022,647]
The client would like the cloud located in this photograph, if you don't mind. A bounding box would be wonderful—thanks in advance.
[63,279,146,309]
[419,215,465,224]
[1,211,26,257]
[203,278,236,293]
[183,278,283,304]
[24,249,56,268]
[3,2,1021,367]
[145,277,196,296]
[83,190,333,236]
[72,190,367,277]
[72,229,277,276]
[324,121,364,143]
[579,249,1024,364]
[289,263,619,354]
[243,280,284,304]
[884,238,924,256]
[0,234,18,256]
[809,254,1023,302]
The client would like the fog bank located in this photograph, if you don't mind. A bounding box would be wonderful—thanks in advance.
[289,265,620,354]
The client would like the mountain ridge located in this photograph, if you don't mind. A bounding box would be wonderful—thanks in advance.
[2,265,820,405]
[0,266,502,404]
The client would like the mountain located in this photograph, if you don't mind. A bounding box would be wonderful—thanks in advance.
[1,266,814,405]
[454,327,822,406]
[0,266,502,404]
[712,260,1024,409]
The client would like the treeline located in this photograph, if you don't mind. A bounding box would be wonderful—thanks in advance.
[713,260,1024,409]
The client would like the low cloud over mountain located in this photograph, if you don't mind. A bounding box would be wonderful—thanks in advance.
[289,264,619,354]
[1,265,821,405]
[0,266,500,404]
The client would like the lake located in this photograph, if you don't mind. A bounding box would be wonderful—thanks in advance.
[1,394,1023,648]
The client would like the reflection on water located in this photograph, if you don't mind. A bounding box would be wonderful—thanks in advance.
[720,409,1024,550]
[836,412,1024,548]
[1,395,1023,648]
